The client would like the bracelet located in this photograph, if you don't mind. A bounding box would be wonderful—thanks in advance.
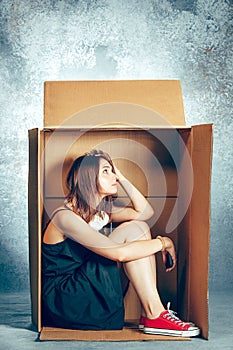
[156,235,165,251]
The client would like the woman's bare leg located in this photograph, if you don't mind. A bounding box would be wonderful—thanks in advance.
[109,220,165,319]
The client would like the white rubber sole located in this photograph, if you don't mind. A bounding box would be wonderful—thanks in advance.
[143,326,200,337]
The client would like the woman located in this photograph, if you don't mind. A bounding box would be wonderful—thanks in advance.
[42,149,200,337]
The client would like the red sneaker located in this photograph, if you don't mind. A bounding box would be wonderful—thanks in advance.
[143,303,200,337]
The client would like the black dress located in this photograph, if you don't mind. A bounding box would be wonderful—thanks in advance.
[42,235,124,330]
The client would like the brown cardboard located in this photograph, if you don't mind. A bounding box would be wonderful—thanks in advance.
[189,125,212,339]
[176,125,212,340]
[28,129,42,329]
[40,326,189,341]
[43,129,179,198]
[28,80,213,341]
[44,80,185,127]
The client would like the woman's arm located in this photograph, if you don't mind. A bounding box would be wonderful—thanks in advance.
[52,209,175,269]
[111,166,154,222]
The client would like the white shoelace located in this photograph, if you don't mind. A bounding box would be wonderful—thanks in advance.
[165,302,189,328]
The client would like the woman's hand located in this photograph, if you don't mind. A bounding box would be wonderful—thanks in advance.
[161,236,176,272]
[113,164,125,182]
[111,163,154,222]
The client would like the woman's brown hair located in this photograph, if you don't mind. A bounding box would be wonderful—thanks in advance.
[66,150,115,222]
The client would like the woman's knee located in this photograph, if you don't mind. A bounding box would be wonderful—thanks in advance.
[110,220,152,243]
[125,220,152,242]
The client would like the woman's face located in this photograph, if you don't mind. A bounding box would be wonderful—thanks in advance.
[97,158,118,198]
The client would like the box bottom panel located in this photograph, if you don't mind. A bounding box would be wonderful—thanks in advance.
[40,322,190,341]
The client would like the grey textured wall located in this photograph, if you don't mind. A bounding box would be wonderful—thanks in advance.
[0,0,232,292]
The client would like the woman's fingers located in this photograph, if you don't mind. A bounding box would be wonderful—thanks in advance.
[162,237,177,271]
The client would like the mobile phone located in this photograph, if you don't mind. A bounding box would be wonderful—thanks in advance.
[165,252,173,269]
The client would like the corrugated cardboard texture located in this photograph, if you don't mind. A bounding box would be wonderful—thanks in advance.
[44,80,185,127]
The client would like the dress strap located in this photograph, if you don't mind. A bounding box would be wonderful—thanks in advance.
[50,206,70,221]
[43,206,70,234]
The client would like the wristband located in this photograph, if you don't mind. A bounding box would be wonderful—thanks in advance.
[156,235,165,251]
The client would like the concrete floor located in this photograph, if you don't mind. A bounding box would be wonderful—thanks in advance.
[0,290,232,350]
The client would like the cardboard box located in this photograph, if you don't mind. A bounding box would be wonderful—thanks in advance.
[28,80,213,341]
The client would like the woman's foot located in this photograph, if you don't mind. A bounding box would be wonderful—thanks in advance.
[140,303,200,337]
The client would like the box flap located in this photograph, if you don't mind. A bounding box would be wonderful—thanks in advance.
[28,128,43,331]
[44,80,185,127]
[189,124,213,339]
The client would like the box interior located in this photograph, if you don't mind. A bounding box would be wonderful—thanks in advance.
[42,127,182,317]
